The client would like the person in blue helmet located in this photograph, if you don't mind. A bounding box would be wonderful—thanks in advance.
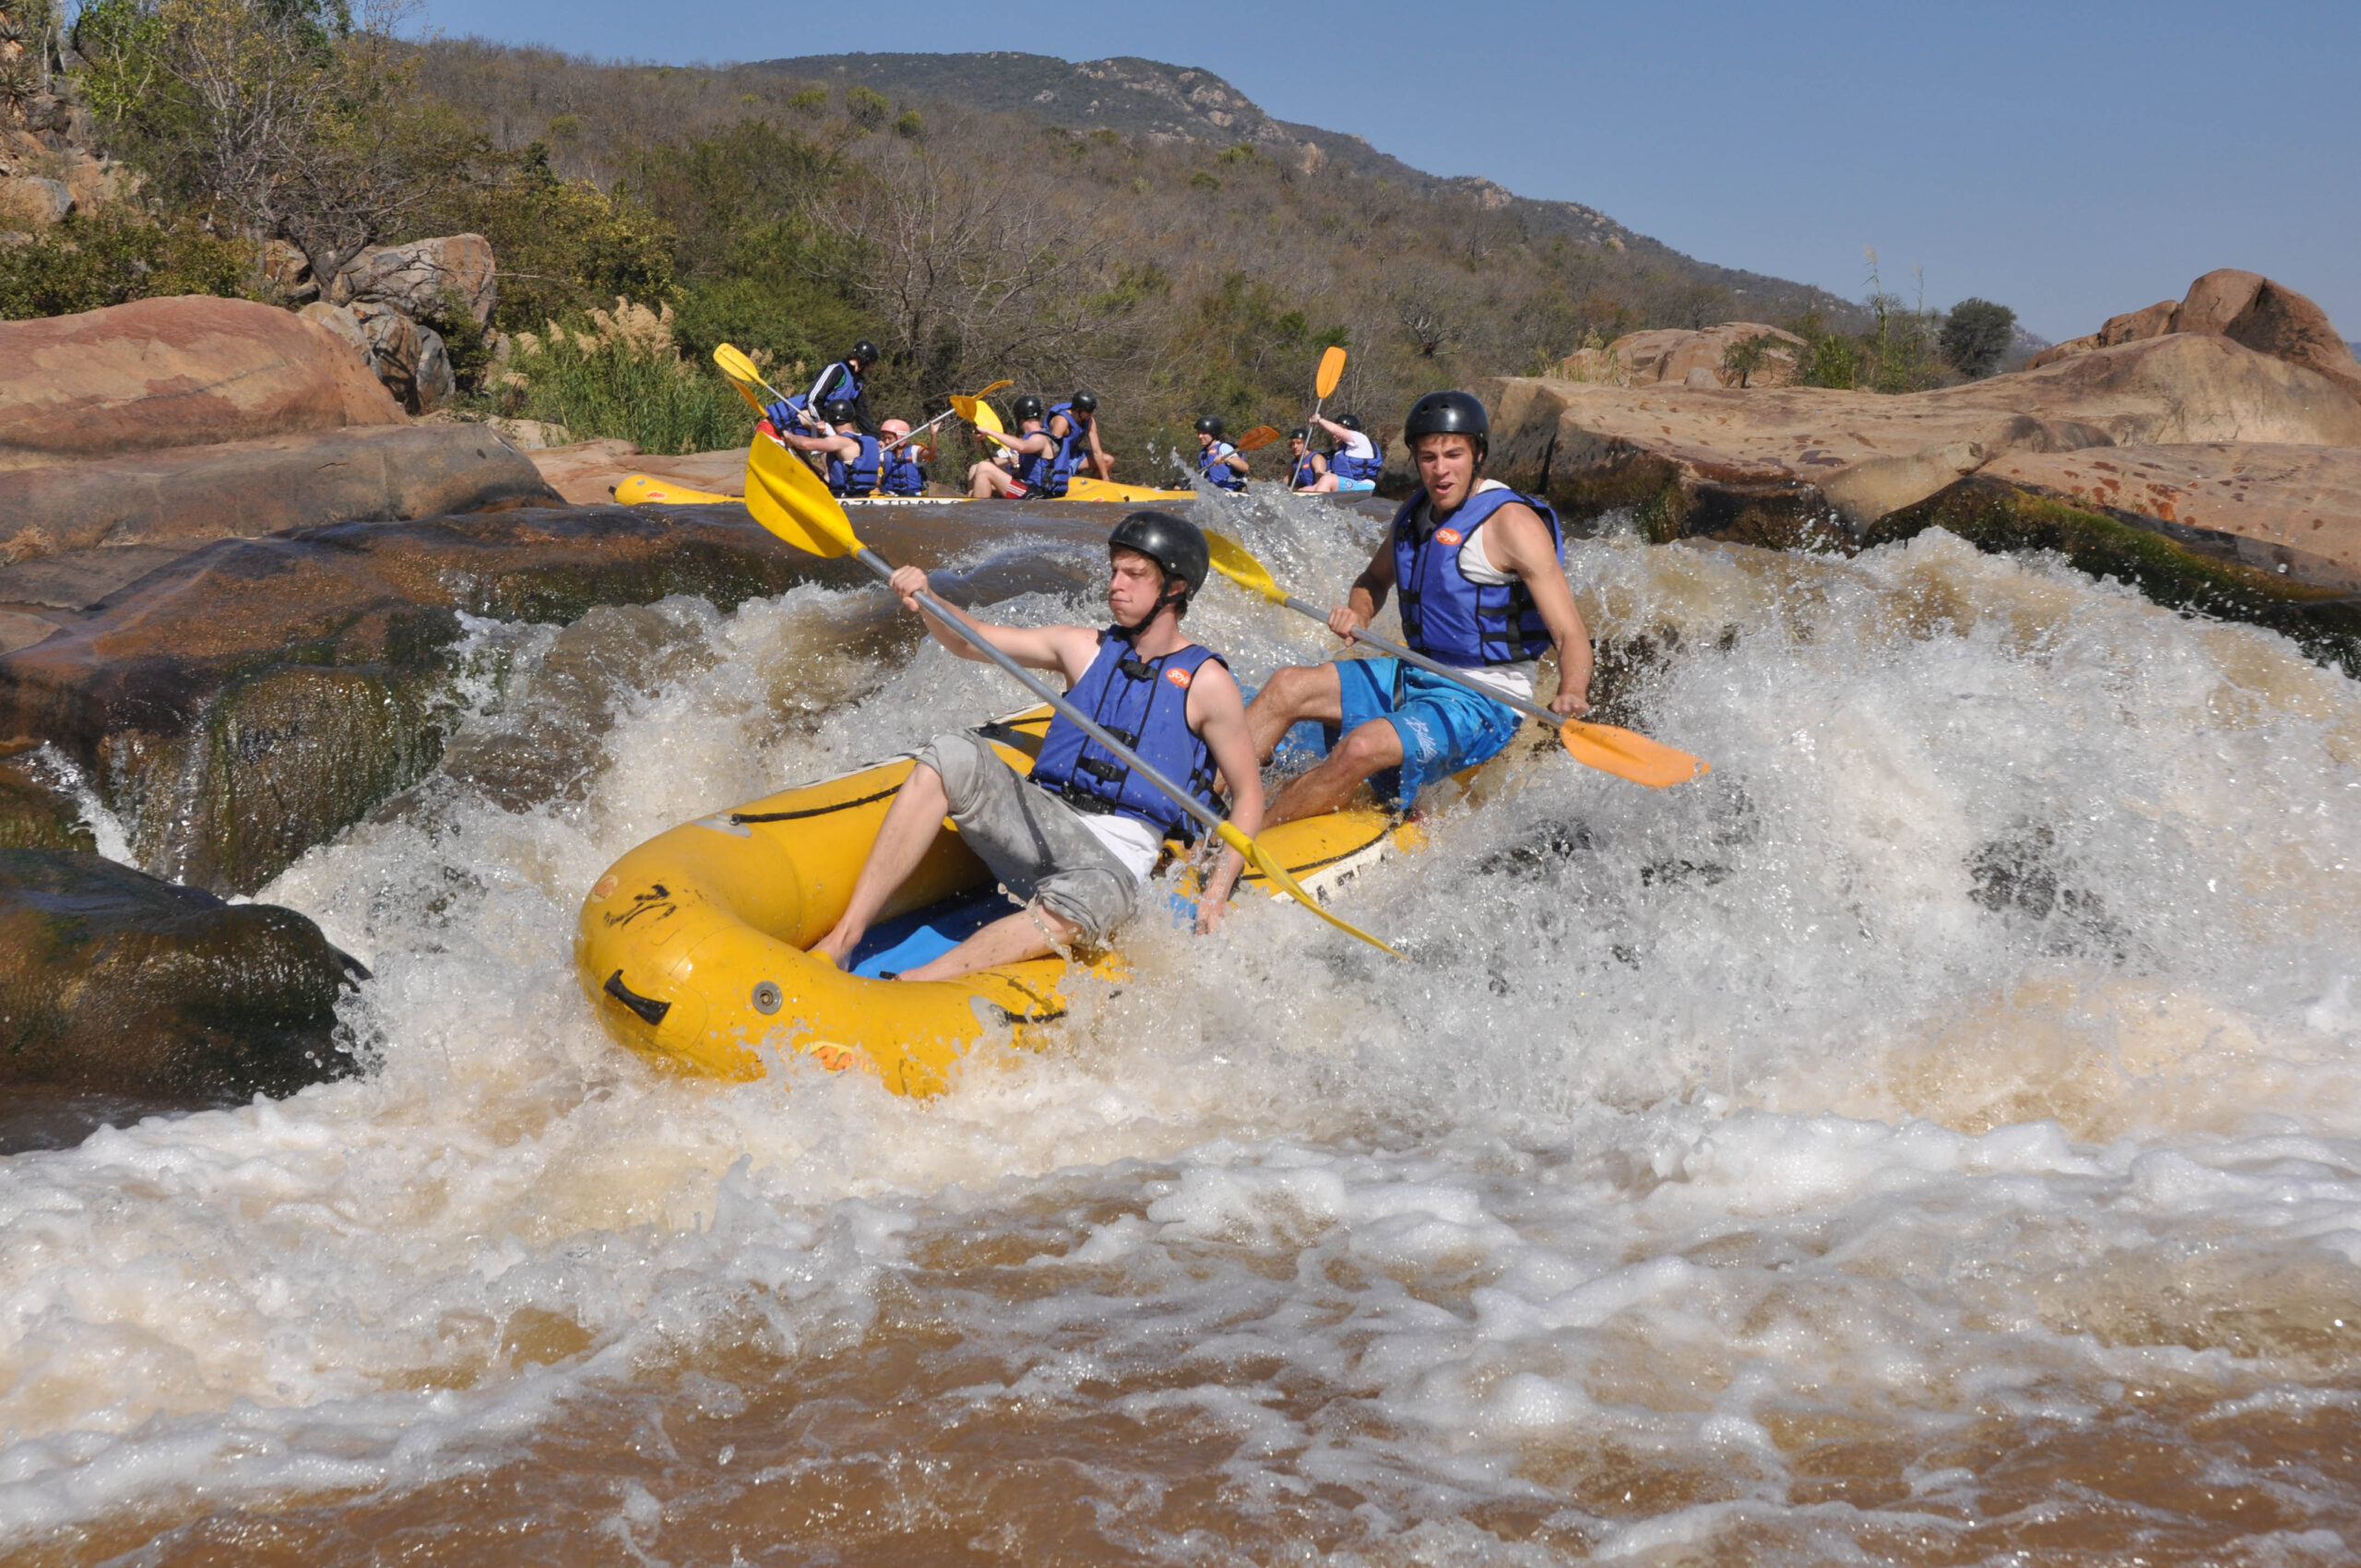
[1240,389,1594,824]
[1193,415,1249,492]
[967,394,1061,498]
[766,340,882,438]
[777,399,884,497]
[811,512,1264,981]
[1313,411,1382,488]
[1285,427,1329,493]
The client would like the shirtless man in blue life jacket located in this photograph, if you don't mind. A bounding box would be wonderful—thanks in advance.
[811,513,1264,982]
[878,419,931,495]
[1241,390,1594,825]
[1047,391,1113,484]
[777,400,884,497]
[1286,427,1329,492]
[1193,415,1249,492]
[967,395,1062,498]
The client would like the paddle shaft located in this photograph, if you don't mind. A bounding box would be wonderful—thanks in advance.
[1276,591,1572,731]
[855,551,1229,840]
[1289,397,1327,492]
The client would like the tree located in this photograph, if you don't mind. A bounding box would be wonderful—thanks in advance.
[1940,297,2017,379]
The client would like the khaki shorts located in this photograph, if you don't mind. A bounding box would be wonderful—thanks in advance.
[917,731,1141,946]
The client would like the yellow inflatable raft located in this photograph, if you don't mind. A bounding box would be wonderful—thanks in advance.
[575,707,1409,1095]
[613,474,962,507]
[1061,476,1197,504]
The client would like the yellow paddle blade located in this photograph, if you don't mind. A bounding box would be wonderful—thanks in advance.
[1235,424,1282,452]
[1217,823,1402,957]
[713,343,765,387]
[1315,345,1347,398]
[1560,719,1710,789]
[974,400,1004,435]
[1202,528,1286,604]
[974,379,1013,398]
[726,377,766,415]
[744,438,864,560]
[949,393,979,423]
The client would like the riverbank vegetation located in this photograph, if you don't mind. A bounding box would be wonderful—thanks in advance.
[18,3,2018,469]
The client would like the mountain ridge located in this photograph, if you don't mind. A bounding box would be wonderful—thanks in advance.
[751,51,1862,327]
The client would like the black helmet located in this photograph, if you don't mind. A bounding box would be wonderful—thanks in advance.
[1109,510,1209,612]
[821,398,857,423]
[1012,393,1046,422]
[1337,412,1363,432]
[848,340,880,364]
[1072,390,1097,413]
[1194,414,1224,437]
[1288,426,1310,443]
[1403,389,1489,460]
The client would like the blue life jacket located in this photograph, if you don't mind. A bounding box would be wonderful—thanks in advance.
[768,395,818,434]
[1291,451,1323,489]
[1045,403,1089,495]
[1198,441,1246,492]
[1028,633,1227,840]
[1391,484,1564,667]
[811,360,862,409]
[826,433,883,497]
[1014,426,1060,490]
[1330,436,1383,482]
[881,446,927,495]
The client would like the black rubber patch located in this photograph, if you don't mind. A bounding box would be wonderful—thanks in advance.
[603,968,672,1027]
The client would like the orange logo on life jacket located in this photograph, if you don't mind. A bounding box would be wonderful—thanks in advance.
[1166,666,1194,688]
[1435,527,1463,546]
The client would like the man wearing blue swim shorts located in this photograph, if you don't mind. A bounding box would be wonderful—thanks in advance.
[1242,389,1595,823]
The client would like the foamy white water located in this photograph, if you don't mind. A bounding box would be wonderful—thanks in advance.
[4,498,2359,1563]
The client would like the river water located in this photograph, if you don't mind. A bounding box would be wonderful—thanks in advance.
[3,494,2359,1564]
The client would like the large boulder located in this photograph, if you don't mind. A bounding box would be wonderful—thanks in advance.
[2030,270,2361,402]
[350,300,456,414]
[0,505,1096,894]
[531,440,749,504]
[0,847,364,1113]
[0,424,562,568]
[334,233,497,327]
[1556,322,1807,389]
[0,296,405,470]
[1475,332,2361,555]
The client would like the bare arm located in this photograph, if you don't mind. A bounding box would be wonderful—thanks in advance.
[1309,413,1347,442]
[1485,504,1593,716]
[780,430,855,458]
[1185,662,1262,929]
[1329,533,1399,641]
[888,565,1099,676]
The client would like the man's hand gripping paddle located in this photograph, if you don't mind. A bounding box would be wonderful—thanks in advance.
[1290,347,1348,491]
[743,439,1404,957]
[1202,529,1709,789]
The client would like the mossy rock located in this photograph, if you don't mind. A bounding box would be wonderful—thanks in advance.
[0,848,366,1110]
[0,742,95,853]
[1869,475,2361,677]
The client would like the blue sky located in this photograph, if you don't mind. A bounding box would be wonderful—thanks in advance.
[415,0,2359,342]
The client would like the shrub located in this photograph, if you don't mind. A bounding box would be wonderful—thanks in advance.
[495,298,749,454]
[1800,332,1859,389]
[1940,297,2017,378]
[0,207,256,319]
[845,85,889,132]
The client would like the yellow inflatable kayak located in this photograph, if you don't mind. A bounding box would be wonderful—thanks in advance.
[576,707,1411,1095]
[613,474,962,507]
[1062,476,1196,504]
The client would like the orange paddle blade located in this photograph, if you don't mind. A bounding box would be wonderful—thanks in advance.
[1560,719,1709,789]
[1315,346,1347,398]
[1235,425,1283,452]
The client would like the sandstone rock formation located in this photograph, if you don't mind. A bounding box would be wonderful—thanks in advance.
[352,300,456,413]
[2029,269,2361,402]
[0,847,364,1109]
[335,233,498,327]
[530,440,748,504]
[0,296,404,469]
[0,424,562,568]
[1555,322,1807,389]
[1476,332,2361,549]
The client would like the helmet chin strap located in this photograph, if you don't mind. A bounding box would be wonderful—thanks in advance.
[1113,572,1186,638]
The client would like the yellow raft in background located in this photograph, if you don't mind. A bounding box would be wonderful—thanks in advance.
[613,472,1201,508]
[576,707,1410,1095]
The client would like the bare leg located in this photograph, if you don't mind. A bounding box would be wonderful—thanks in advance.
[1266,718,1403,826]
[1242,662,1345,764]
[897,904,1080,983]
[811,764,951,969]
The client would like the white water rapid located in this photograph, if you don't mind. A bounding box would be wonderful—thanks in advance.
[4,496,2358,1564]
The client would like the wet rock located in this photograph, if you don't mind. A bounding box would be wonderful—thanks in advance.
[0,424,561,567]
[0,505,1102,894]
[0,742,91,851]
[1867,473,2361,678]
[1474,333,2361,554]
[0,847,363,1119]
[0,296,405,469]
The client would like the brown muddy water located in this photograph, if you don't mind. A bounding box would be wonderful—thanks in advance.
[4,492,2360,1565]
